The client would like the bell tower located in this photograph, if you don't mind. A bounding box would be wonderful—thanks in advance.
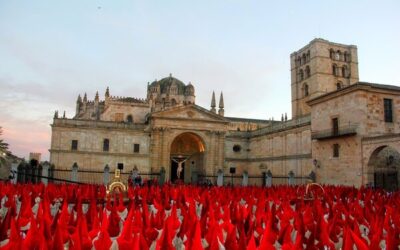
[290,38,359,118]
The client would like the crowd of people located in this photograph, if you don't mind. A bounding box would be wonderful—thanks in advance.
[0,182,398,249]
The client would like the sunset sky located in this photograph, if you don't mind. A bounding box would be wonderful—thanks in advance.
[1,1,399,160]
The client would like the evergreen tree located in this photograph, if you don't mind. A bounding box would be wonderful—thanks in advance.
[0,127,9,163]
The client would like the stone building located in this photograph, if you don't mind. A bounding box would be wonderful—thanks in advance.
[49,38,400,189]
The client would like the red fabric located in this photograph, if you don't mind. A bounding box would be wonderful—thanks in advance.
[190,220,204,250]
[0,183,399,249]
[350,229,369,250]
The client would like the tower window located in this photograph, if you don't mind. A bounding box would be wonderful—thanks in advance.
[332,64,338,76]
[384,98,393,123]
[333,144,340,157]
[336,82,342,90]
[342,65,348,78]
[306,50,310,62]
[133,143,140,153]
[71,140,78,151]
[336,50,341,61]
[330,49,335,59]
[344,52,350,62]
[103,139,110,152]
[299,69,304,81]
[303,83,309,97]
[302,54,306,65]
[305,66,310,78]
[332,118,339,136]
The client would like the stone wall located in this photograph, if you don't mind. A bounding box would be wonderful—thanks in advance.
[309,84,400,187]
[50,118,151,183]
[291,38,359,118]
[101,102,149,123]
[224,116,312,185]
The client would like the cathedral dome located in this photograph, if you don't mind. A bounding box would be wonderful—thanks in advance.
[149,75,188,95]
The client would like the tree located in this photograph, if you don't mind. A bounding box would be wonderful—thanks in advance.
[0,127,9,163]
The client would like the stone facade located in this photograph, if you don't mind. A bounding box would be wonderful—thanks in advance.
[49,38,400,188]
[291,39,359,118]
[308,83,400,188]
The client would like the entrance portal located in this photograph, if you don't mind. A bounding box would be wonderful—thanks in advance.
[170,132,205,184]
[368,145,400,191]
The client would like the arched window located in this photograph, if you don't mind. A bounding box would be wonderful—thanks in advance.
[337,82,342,90]
[297,56,302,65]
[126,115,133,123]
[306,50,310,62]
[103,138,110,152]
[330,49,335,59]
[302,54,306,65]
[332,64,337,76]
[344,52,349,62]
[303,83,309,97]
[342,65,348,78]
[299,69,304,81]
[336,50,341,61]
[305,66,310,78]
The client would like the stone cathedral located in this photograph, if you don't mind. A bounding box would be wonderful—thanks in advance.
[50,38,400,189]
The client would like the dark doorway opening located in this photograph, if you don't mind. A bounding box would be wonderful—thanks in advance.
[374,171,398,191]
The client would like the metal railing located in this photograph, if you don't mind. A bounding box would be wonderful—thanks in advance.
[198,174,312,186]
[51,168,159,185]
[12,166,312,187]
[311,124,357,140]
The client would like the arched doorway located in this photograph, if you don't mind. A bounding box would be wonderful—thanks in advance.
[170,132,205,184]
[368,145,400,190]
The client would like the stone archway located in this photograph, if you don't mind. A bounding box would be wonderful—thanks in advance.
[170,132,205,184]
[367,145,400,190]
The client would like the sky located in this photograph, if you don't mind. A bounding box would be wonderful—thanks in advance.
[0,0,399,160]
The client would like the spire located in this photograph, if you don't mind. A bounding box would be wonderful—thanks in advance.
[210,91,216,113]
[95,91,99,102]
[63,111,66,118]
[83,93,87,103]
[285,113,288,121]
[76,95,82,116]
[54,110,58,119]
[105,87,110,98]
[218,92,224,109]
[281,114,284,122]
[218,92,224,116]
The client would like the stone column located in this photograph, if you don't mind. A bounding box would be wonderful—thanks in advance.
[217,169,224,186]
[103,164,110,186]
[41,162,50,185]
[288,171,295,186]
[160,127,171,181]
[242,171,248,186]
[210,131,216,177]
[159,167,166,185]
[265,170,272,187]
[217,132,226,171]
[150,128,161,173]
[71,163,78,182]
